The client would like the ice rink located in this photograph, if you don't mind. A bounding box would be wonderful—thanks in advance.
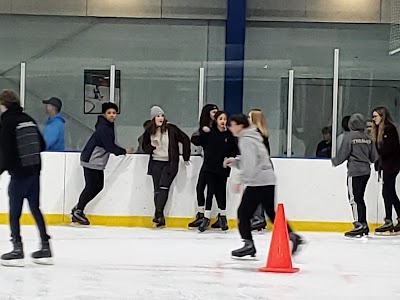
[1,225,400,300]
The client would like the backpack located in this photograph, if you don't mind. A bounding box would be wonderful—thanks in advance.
[15,120,42,167]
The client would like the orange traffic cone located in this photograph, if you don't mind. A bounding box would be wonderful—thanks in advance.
[259,203,299,273]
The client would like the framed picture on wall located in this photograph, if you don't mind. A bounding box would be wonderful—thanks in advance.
[84,69,121,114]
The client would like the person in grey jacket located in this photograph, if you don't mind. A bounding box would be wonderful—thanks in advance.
[332,113,379,238]
[224,114,302,258]
[72,102,134,225]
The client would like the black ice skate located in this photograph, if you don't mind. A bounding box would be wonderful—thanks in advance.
[154,216,166,228]
[198,217,210,232]
[289,232,304,255]
[345,222,368,238]
[188,212,204,228]
[1,242,24,267]
[375,219,394,235]
[219,215,229,231]
[211,214,221,229]
[71,206,90,226]
[231,239,256,259]
[251,216,267,231]
[393,218,400,233]
[32,241,53,265]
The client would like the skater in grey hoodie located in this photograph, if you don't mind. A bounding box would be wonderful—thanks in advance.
[332,113,379,238]
[225,114,302,258]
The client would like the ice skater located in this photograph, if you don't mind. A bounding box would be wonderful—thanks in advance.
[72,102,134,225]
[192,111,238,232]
[248,109,272,232]
[224,114,302,258]
[188,104,219,228]
[0,90,52,266]
[142,106,191,228]
[371,107,400,234]
[331,113,378,238]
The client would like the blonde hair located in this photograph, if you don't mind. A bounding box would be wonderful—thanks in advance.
[250,109,269,138]
[371,107,394,143]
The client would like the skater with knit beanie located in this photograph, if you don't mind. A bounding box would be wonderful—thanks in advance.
[142,106,191,228]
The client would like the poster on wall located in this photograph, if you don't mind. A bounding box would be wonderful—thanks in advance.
[84,69,121,114]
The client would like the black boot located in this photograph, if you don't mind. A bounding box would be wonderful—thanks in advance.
[211,214,221,229]
[393,218,400,233]
[375,219,394,233]
[289,232,303,255]
[345,222,365,238]
[219,215,229,231]
[32,241,53,265]
[1,241,24,267]
[155,216,166,228]
[251,216,267,231]
[71,206,90,225]
[198,218,210,232]
[232,240,256,258]
[188,212,204,228]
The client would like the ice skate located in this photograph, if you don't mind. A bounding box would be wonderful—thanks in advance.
[219,215,229,231]
[251,216,267,232]
[231,239,256,259]
[211,214,221,229]
[1,242,24,267]
[154,216,166,228]
[32,241,53,265]
[393,218,400,233]
[345,222,368,238]
[375,219,395,235]
[289,232,304,255]
[198,217,210,232]
[71,206,90,226]
[188,212,204,228]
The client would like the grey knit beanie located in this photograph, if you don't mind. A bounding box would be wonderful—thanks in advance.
[150,106,164,119]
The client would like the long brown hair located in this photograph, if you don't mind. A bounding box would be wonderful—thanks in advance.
[371,107,395,143]
[249,109,269,138]
[149,117,168,135]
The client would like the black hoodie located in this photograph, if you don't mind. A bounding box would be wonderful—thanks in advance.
[193,126,238,177]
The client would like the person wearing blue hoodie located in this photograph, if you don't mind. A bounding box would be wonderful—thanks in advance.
[42,97,65,151]
[71,102,134,225]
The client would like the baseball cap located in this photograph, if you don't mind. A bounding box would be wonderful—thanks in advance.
[42,97,62,110]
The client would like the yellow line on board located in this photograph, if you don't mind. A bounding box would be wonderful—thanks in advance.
[0,213,382,232]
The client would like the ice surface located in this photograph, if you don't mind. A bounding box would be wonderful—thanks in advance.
[0,225,400,300]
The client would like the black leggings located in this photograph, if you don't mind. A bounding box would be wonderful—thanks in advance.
[196,167,206,207]
[77,167,104,211]
[238,185,292,241]
[347,175,370,224]
[382,170,400,220]
[204,172,227,212]
[151,161,178,218]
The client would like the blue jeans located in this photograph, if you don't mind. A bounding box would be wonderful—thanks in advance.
[8,174,50,243]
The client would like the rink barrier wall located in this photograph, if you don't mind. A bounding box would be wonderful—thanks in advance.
[0,153,398,232]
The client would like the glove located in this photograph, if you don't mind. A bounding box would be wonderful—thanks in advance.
[184,161,191,166]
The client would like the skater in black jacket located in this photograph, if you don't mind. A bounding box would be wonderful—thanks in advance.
[192,111,238,232]
[225,114,302,258]
[332,113,379,238]
[371,107,400,234]
[188,104,218,228]
[248,109,272,232]
[142,106,191,228]
[0,90,52,266]
[72,102,134,225]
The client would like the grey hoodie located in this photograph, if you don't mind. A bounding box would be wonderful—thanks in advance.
[332,113,379,177]
[230,126,276,186]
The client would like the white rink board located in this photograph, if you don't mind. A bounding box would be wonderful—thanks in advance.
[0,152,399,224]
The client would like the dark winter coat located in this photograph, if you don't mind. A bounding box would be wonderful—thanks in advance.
[377,122,400,174]
[316,140,332,158]
[192,126,238,177]
[0,103,46,176]
[142,123,191,175]
[80,116,126,170]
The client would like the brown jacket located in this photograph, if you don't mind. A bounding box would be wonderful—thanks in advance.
[142,123,191,175]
